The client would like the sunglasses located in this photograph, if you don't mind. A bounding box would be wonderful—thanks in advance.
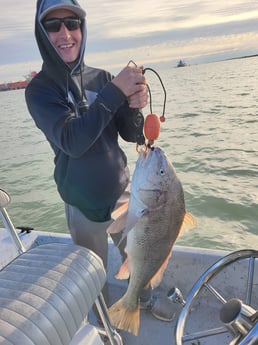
[43,17,81,32]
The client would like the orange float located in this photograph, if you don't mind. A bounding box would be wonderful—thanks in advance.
[144,113,161,141]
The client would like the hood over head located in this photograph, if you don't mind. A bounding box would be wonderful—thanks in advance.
[35,0,87,95]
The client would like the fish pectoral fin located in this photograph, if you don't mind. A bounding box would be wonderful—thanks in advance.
[115,258,130,280]
[150,251,172,288]
[108,203,142,235]
[107,205,128,234]
[111,202,129,220]
[125,210,142,231]
[114,210,142,247]
[181,212,196,232]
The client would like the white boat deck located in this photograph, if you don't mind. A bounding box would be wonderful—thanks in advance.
[0,228,257,345]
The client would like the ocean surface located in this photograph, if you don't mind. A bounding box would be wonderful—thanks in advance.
[1,56,258,251]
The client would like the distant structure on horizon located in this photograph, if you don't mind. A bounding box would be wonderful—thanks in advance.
[176,59,187,67]
[0,71,37,92]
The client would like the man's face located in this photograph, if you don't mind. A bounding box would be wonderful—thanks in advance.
[44,9,82,63]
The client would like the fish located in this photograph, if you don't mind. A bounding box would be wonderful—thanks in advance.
[108,146,195,336]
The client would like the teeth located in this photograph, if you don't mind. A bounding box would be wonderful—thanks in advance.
[60,44,73,49]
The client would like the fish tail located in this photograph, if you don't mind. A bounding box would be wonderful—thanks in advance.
[108,298,140,336]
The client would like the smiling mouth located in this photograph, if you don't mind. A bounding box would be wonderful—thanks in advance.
[59,43,74,49]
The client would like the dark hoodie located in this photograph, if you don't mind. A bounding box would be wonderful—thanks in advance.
[25,0,143,222]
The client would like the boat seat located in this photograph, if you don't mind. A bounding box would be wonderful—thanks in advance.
[0,242,106,345]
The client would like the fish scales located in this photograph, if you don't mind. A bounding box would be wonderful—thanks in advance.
[108,146,195,335]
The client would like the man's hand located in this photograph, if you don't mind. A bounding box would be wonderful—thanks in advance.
[112,65,148,109]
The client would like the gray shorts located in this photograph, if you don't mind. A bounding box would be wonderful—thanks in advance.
[65,203,112,269]
[64,185,129,270]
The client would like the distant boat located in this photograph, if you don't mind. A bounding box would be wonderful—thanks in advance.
[177,59,187,67]
[0,71,37,92]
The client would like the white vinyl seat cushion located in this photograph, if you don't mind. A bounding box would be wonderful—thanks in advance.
[0,243,106,345]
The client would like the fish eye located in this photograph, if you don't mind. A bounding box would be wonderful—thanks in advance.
[160,169,165,176]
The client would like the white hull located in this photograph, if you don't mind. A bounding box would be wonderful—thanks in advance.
[1,227,257,344]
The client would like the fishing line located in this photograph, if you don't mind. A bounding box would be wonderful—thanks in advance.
[127,60,167,121]
[142,67,167,122]
[127,60,167,149]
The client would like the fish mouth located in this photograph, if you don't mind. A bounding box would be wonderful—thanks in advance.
[140,145,160,158]
[139,146,162,165]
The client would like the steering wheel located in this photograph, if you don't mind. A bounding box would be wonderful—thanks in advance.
[175,249,258,345]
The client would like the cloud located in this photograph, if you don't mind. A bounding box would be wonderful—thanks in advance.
[84,30,258,71]
[86,0,258,39]
[85,0,258,68]
[1,0,258,81]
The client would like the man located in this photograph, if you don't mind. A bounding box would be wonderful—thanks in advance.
[26,0,175,323]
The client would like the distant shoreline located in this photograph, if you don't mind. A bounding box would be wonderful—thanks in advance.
[174,54,258,68]
[223,54,258,62]
[1,54,258,91]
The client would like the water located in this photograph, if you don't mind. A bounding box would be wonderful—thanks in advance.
[1,57,258,251]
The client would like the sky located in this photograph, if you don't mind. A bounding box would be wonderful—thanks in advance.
[1,0,258,82]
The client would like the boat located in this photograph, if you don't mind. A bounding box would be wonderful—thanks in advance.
[0,72,37,92]
[0,188,257,345]
[177,60,187,68]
